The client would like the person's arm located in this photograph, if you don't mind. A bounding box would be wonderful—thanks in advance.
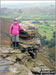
[9,24,13,35]
[19,25,24,31]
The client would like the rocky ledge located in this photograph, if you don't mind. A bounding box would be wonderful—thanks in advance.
[0,46,51,75]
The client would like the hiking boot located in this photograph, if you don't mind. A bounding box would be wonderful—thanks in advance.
[16,42,19,48]
[12,42,15,48]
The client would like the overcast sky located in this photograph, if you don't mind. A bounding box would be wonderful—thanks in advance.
[1,1,55,8]
[1,1,55,4]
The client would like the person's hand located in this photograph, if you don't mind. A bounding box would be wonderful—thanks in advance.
[24,29,26,31]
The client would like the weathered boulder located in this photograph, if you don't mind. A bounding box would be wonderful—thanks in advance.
[31,67,41,73]
[18,21,41,58]
[16,53,26,60]
[9,63,32,75]
[20,21,37,38]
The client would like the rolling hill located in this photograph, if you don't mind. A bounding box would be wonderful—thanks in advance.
[0,7,55,19]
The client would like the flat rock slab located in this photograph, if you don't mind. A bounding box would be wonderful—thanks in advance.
[0,71,14,75]
[16,53,26,60]
[31,67,41,73]
[9,63,32,75]
[0,59,11,66]
[36,60,50,70]
[36,60,45,66]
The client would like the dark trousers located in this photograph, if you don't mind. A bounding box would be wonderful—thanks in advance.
[12,42,19,49]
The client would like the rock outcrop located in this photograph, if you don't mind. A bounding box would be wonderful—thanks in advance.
[19,21,41,59]
[0,45,50,75]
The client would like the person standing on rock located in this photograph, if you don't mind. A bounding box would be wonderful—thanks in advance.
[9,19,24,49]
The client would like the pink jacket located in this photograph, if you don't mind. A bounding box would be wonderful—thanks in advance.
[9,23,24,35]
